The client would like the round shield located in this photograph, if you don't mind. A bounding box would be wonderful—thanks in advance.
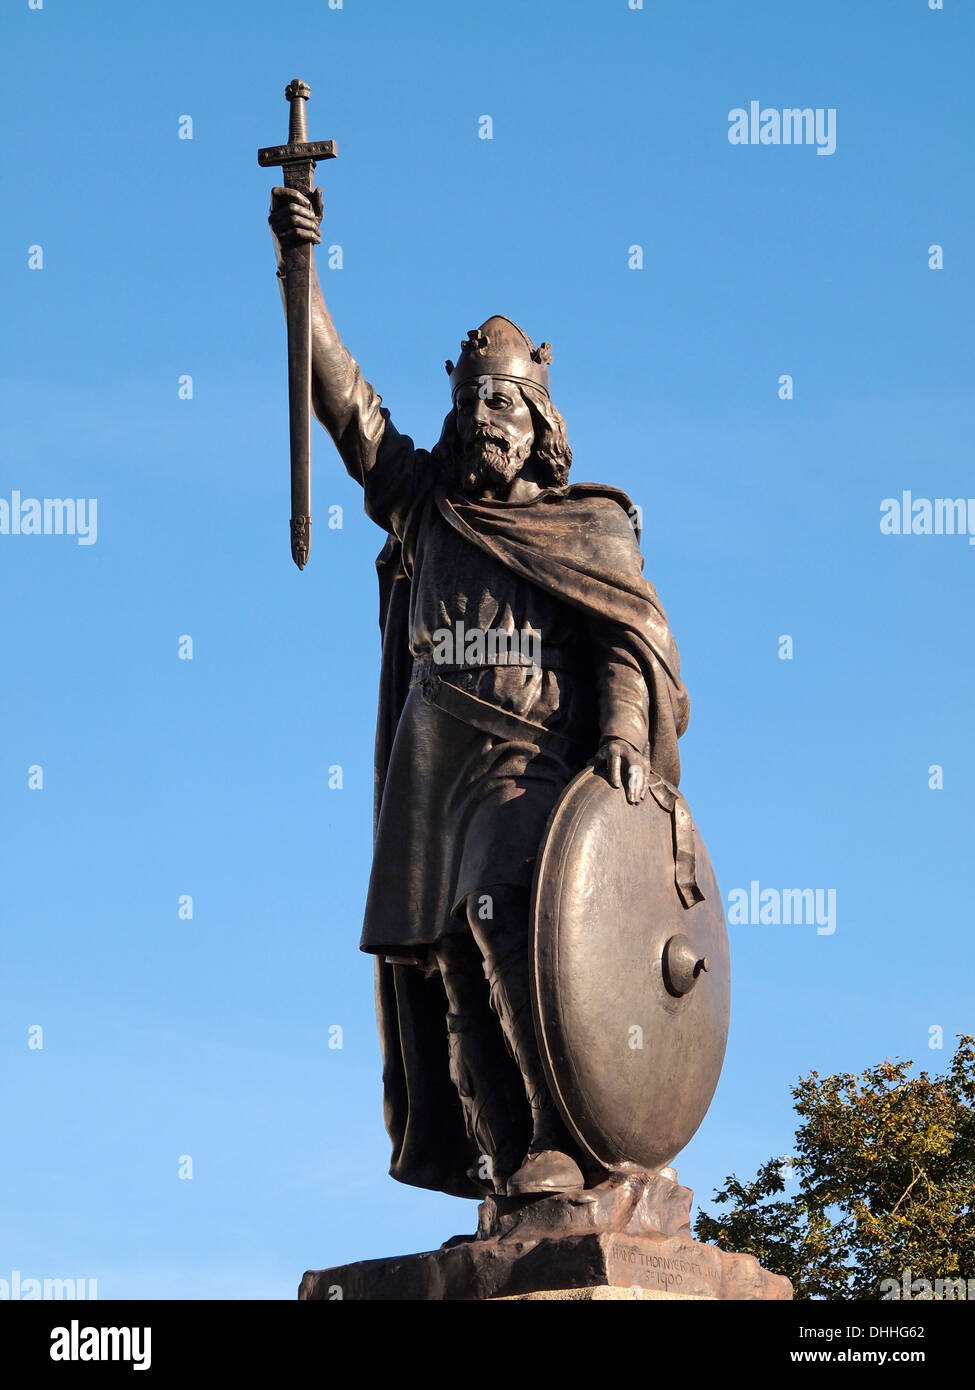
[530,765,730,1175]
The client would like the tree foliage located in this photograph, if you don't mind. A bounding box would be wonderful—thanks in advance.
[693,1035,975,1299]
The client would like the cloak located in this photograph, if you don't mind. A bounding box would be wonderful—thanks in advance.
[369,482,690,1199]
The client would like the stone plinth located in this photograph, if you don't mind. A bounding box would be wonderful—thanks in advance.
[300,1173,792,1302]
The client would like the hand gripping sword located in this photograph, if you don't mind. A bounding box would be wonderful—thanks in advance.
[258,80,337,569]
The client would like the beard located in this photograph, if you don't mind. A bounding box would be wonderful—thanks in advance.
[459,429,532,495]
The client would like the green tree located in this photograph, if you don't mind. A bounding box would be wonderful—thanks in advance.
[693,1035,975,1299]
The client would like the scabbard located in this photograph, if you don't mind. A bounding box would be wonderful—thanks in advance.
[284,240,313,568]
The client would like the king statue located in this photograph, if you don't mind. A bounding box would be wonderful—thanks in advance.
[268,175,726,1208]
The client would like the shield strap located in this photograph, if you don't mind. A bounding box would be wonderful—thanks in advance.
[644,772,706,909]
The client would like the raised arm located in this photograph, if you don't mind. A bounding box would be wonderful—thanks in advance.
[268,186,426,536]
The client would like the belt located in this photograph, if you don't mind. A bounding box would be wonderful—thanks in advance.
[410,663,703,910]
[412,666,586,757]
[410,651,573,677]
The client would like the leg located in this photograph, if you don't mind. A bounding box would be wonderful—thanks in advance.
[431,930,527,1193]
[466,885,584,1194]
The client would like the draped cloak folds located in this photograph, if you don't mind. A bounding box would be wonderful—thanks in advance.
[369,480,691,1199]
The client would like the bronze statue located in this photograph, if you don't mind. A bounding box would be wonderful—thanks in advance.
[263,83,729,1210]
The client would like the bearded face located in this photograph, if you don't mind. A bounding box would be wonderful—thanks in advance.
[453,380,536,496]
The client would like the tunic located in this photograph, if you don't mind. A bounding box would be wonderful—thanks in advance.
[365,497,600,955]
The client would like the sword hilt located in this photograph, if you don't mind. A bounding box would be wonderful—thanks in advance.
[285,79,311,146]
[257,79,336,176]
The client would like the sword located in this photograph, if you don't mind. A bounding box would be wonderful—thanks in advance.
[258,80,337,569]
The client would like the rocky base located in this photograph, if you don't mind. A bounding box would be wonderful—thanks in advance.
[300,1172,792,1302]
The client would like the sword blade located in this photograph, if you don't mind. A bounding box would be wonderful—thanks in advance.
[285,239,312,569]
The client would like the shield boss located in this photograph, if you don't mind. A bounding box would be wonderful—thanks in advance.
[530,765,730,1174]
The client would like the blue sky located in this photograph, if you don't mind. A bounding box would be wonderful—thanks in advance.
[2,0,972,1298]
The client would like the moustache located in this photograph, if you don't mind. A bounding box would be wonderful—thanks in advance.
[467,428,510,453]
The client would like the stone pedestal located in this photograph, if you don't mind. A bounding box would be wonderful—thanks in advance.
[300,1173,792,1302]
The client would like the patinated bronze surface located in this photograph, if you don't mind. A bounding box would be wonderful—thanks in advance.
[265,100,726,1205]
[531,766,729,1175]
[258,81,336,568]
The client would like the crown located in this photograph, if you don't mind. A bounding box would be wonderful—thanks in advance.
[445,316,553,398]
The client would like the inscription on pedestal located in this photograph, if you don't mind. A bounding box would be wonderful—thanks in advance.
[608,1241,722,1295]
